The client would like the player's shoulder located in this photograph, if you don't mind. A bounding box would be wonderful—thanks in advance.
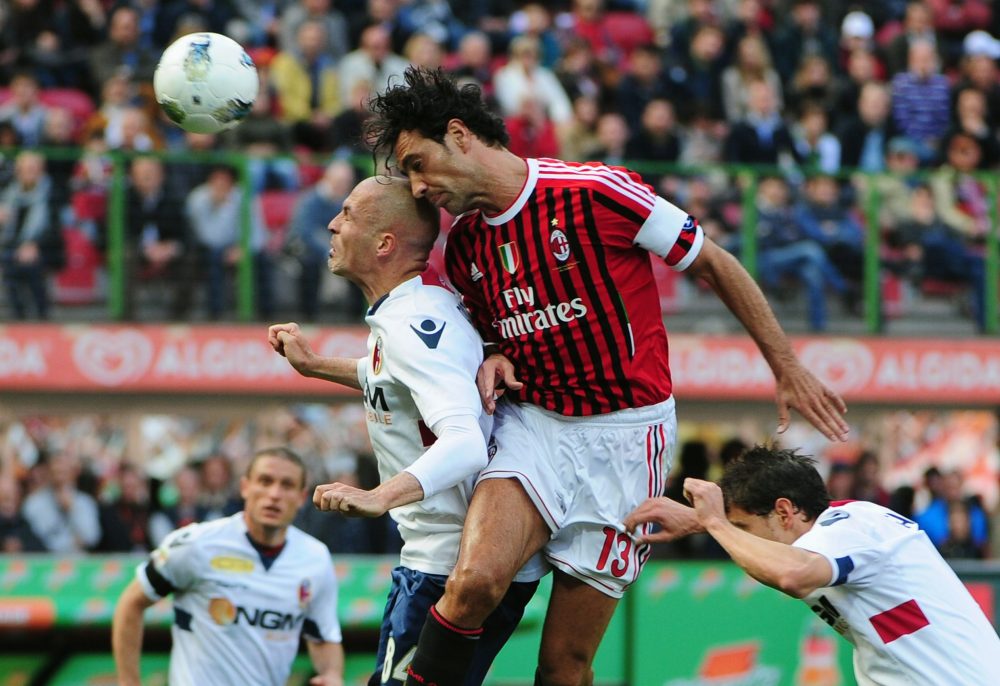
[161,514,238,549]
[285,526,335,569]
[536,158,648,188]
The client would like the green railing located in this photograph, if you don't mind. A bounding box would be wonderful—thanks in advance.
[3,147,997,333]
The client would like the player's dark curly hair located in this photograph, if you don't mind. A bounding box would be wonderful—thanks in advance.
[365,67,509,174]
[719,445,830,521]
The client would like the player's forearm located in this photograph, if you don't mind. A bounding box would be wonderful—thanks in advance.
[112,591,149,686]
[373,471,426,511]
[308,640,345,684]
[694,244,800,377]
[301,355,363,390]
[703,518,827,598]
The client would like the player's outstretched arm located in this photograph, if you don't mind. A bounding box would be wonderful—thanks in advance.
[685,239,849,442]
[268,322,363,390]
[306,640,345,686]
[314,471,425,517]
[684,479,832,598]
[112,580,156,686]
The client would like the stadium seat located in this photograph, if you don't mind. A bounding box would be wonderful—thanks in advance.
[604,11,656,57]
[259,189,299,252]
[0,88,96,133]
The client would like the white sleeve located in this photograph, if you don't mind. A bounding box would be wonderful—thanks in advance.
[303,557,343,644]
[355,355,367,388]
[403,413,488,498]
[135,523,202,601]
[633,196,705,271]
[792,510,883,588]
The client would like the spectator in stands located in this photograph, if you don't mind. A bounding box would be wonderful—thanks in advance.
[916,470,989,553]
[346,0,407,53]
[198,453,242,521]
[558,94,601,163]
[286,159,357,320]
[871,136,923,231]
[947,87,999,168]
[494,35,573,128]
[563,0,623,68]
[22,450,102,553]
[955,31,1000,123]
[155,0,234,50]
[508,3,560,69]
[148,465,207,546]
[87,6,157,95]
[754,175,846,332]
[721,34,783,125]
[794,174,863,311]
[885,2,941,76]
[80,73,151,152]
[98,463,152,552]
[939,501,986,559]
[667,0,719,67]
[786,55,842,121]
[271,19,342,151]
[838,82,898,173]
[185,165,273,320]
[680,105,728,165]
[505,96,560,159]
[278,0,350,63]
[931,131,990,240]
[850,451,891,506]
[890,39,951,163]
[338,23,408,104]
[553,36,603,104]
[221,76,299,193]
[771,0,838,84]
[0,150,56,320]
[826,462,855,501]
[404,32,445,71]
[674,24,727,122]
[122,156,195,320]
[447,31,496,96]
[581,112,630,166]
[625,98,681,167]
[724,80,798,166]
[397,0,466,51]
[329,78,373,156]
[0,72,48,147]
[616,43,679,132]
[40,107,78,213]
[0,477,44,552]
[791,103,841,174]
[833,47,881,124]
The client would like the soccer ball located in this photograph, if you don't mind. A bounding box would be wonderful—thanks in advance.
[153,32,259,134]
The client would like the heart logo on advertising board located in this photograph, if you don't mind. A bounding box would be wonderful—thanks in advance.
[798,340,875,395]
[72,330,154,386]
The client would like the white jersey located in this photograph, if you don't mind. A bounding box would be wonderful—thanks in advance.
[136,513,341,686]
[357,272,492,576]
[793,500,1000,686]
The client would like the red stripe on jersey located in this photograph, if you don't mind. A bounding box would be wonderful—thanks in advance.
[444,159,677,416]
[830,500,858,507]
[419,266,446,288]
[869,599,930,644]
[417,420,437,448]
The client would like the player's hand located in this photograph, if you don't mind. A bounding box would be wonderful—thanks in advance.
[477,353,523,415]
[267,322,300,355]
[313,482,387,518]
[682,478,727,528]
[775,362,849,442]
[623,496,703,544]
[309,676,343,686]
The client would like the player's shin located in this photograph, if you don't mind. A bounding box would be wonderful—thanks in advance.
[404,605,483,686]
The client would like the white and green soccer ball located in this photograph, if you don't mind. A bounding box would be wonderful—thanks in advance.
[154,32,259,134]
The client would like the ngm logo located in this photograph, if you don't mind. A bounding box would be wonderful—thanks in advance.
[208,597,304,631]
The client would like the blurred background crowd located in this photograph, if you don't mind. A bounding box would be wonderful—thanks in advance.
[0,0,998,331]
[1,407,997,561]
[1,0,999,564]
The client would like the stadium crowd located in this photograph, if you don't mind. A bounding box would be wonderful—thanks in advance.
[0,0,997,329]
[1,407,997,563]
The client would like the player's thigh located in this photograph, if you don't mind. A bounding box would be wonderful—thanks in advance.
[537,570,619,678]
[373,567,447,686]
[455,477,550,581]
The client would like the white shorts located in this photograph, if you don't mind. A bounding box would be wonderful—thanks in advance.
[479,397,676,598]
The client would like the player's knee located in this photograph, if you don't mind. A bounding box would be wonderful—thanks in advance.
[445,563,509,618]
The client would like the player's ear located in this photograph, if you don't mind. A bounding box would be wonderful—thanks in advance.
[447,118,471,151]
[375,231,396,258]
[773,497,797,526]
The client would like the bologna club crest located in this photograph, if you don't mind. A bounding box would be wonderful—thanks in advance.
[549,229,571,262]
[498,242,520,274]
[298,579,312,609]
[371,336,384,375]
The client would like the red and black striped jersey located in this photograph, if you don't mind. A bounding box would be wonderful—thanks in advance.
[444,158,704,417]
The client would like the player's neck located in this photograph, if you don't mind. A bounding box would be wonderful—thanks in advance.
[361,263,426,306]
[476,149,529,216]
[244,512,287,547]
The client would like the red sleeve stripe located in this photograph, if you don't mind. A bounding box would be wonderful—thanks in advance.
[538,160,657,209]
[537,161,656,213]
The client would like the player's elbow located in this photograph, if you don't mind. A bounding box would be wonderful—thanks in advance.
[774,567,820,599]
